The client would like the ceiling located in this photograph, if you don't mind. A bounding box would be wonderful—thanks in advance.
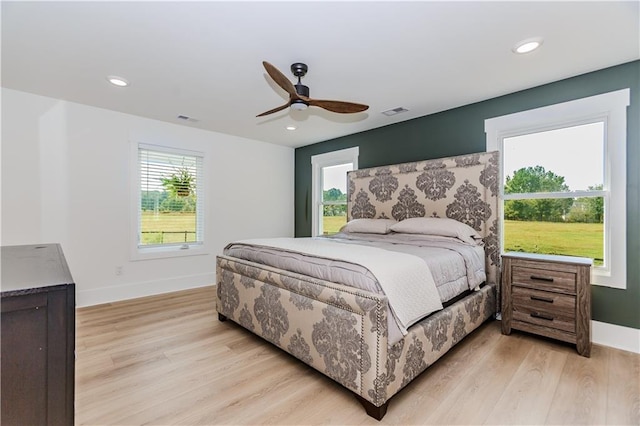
[2,1,638,149]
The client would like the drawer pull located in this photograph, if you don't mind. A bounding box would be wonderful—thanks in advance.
[530,312,554,321]
[530,275,554,282]
[530,295,554,303]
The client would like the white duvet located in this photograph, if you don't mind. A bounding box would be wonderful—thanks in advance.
[235,237,444,334]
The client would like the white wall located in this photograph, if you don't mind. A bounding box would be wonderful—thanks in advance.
[1,88,294,306]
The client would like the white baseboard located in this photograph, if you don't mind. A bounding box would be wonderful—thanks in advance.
[79,282,639,354]
[592,320,640,354]
[76,272,215,307]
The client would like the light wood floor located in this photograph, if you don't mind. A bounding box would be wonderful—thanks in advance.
[76,286,640,425]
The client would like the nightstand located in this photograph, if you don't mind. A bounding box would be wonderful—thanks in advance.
[501,252,592,357]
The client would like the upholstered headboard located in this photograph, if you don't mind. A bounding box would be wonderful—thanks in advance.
[347,151,500,287]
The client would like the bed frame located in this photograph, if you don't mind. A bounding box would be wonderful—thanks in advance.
[216,151,500,420]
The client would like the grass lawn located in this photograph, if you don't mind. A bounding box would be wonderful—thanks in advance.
[322,216,348,235]
[324,217,603,264]
[142,213,603,264]
[141,211,196,244]
[505,220,603,264]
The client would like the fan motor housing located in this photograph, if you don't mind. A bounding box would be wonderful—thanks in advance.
[295,84,310,97]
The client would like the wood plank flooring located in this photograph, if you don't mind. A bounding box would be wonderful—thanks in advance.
[75,286,640,425]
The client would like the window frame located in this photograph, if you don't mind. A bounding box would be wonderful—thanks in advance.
[485,89,629,289]
[311,147,359,237]
[130,141,208,261]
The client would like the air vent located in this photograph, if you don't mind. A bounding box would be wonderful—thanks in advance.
[177,115,200,123]
[382,107,409,117]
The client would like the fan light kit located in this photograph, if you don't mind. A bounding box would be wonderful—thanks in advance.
[513,37,543,54]
[290,101,308,111]
[257,61,369,117]
[106,75,129,87]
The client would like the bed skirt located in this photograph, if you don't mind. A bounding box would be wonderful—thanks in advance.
[216,254,496,419]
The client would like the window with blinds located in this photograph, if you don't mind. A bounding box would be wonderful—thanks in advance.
[137,144,204,250]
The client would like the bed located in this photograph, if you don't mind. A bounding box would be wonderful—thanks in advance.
[216,151,500,420]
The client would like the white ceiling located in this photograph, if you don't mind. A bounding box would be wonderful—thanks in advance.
[2,1,638,148]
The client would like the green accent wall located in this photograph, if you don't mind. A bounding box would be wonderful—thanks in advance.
[295,60,639,330]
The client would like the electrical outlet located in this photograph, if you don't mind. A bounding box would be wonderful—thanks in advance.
[115,266,123,276]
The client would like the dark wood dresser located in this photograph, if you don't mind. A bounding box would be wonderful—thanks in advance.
[501,252,592,357]
[1,244,75,425]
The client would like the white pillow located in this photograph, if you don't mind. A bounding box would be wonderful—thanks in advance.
[340,218,398,235]
[390,217,482,245]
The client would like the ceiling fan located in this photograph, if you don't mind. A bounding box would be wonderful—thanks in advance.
[257,61,369,117]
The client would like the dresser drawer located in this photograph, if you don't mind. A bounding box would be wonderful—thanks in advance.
[512,266,576,294]
[512,288,576,334]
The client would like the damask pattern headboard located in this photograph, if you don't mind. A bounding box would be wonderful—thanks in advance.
[346,151,500,287]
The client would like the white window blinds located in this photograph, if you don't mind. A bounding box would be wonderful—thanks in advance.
[137,145,204,249]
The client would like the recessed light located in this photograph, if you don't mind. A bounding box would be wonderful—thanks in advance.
[106,75,129,87]
[513,37,543,54]
[285,125,297,131]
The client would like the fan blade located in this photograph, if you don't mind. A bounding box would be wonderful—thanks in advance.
[305,98,369,114]
[262,61,298,97]
[256,102,291,117]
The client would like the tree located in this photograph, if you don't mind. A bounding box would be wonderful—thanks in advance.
[322,188,346,216]
[160,195,195,212]
[505,166,570,193]
[323,188,346,202]
[141,189,195,213]
[140,190,167,211]
[323,204,347,217]
[575,184,604,223]
[504,166,573,222]
[161,168,195,198]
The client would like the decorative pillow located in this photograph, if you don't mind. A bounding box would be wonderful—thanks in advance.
[390,217,482,245]
[340,218,398,235]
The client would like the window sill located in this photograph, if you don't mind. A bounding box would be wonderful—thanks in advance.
[131,244,209,261]
[592,268,626,289]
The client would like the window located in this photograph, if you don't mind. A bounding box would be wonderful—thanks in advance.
[131,143,205,259]
[503,123,605,262]
[311,147,359,236]
[486,89,629,288]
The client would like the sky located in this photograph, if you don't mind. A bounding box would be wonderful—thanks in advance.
[322,122,605,194]
[323,163,352,192]
[503,122,604,191]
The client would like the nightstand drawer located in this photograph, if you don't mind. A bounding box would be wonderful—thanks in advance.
[512,286,576,333]
[512,301,576,333]
[512,266,576,294]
